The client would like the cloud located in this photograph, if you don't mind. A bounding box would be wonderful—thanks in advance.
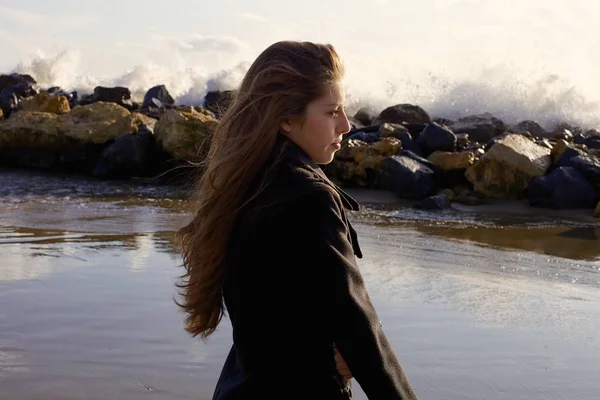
[152,33,249,54]
[238,12,268,22]
[0,5,98,30]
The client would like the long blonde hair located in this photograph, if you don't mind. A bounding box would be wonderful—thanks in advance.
[175,41,345,339]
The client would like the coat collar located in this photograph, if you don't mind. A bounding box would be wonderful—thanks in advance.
[277,133,361,212]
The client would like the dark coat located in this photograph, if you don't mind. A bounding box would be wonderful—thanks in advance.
[212,134,419,400]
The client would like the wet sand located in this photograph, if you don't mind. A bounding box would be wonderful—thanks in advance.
[1,169,599,399]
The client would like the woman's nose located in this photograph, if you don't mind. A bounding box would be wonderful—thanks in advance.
[337,112,351,135]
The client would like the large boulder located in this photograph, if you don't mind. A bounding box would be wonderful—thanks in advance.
[0,82,37,118]
[330,137,402,187]
[528,167,598,209]
[587,136,600,150]
[63,102,156,144]
[142,85,174,109]
[465,134,551,198]
[377,155,436,199]
[379,122,409,138]
[511,120,546,137]
[428,151,476,171]
[380,123,421,155]
[416,122,456,156]
[83,86,135,110]
[449,113,505,143]
[375,104,431,125]
[0,102,157,171]
[413,193,452,210]
[154,108,217,161]
[19,92,71,114]
[566,153,600,187]
[0,111,62,148]
[354,106,378,126]
[93,124,157,179]
[555,145,587,168]
[0,111,64,169]
[0,73,36,90]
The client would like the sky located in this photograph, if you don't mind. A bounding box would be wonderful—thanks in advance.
[1,0,600,128]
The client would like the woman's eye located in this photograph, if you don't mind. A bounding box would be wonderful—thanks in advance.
[330,110,339,116]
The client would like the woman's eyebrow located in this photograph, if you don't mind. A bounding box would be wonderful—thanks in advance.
[326,103,343,107]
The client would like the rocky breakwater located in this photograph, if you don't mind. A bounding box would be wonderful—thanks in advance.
[325,104,600,218]
[0,73,219,180]
[1,72,599,218]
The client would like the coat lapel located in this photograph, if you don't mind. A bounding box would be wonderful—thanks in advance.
[278,133,363,259]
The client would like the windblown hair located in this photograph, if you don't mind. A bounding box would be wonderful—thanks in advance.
[175,41,345,339]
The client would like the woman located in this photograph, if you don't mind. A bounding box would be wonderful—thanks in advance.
[176,40,419,399]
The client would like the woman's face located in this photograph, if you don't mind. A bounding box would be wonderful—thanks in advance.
[280,81,351,164]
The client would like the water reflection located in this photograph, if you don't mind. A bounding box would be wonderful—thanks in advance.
[0,226,182,282]
[349,203,600,261]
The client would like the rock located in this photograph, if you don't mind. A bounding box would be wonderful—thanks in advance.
[512,120,546,137]
[537,138,553,150]
[0,102,157,171]
[204,90,233,118]
[413,194,451,210]
[154,108,217,161]
[376,104,431,125]
[552,122,581,138]
[63,102,156,144]
[555,145,587,168]
[416,122,456,156]
[595,201,600,218]
[465,134,552,198]
[587,135,600,150]
[456,133,469,147]
[400,150,445,176]
[90,86,134,110]
[377,155,436,199]
[549,128,574,142]
[379,122,409,138]
[93,124,157,179]
[438,188,456,201]
[371,137,402,157]
[354,107,378,126]
[19,92,71,114]
[402,123,428,139]
[331,137,402,187]
[346,131,380,143]
[0,83,37,118]
[0,73,36,90]
[428,151,475,171]
[454,189,488,205]
[449,113,505,143]
[551,139,569,164]
[574,133,587,145]
[566,153,600,187]
[396,128,422,155]
[142,85,174,109]
[528,167,598,209]
[0,111,63,169]
[0,108,3,120]
[433,117,454,126]
[0,111,62,148]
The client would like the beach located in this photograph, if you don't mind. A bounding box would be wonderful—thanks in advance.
[0,168,599,399]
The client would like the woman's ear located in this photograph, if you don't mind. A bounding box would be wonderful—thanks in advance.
[280,119,292,135]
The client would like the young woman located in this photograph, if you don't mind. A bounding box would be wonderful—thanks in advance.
[176,40,419,400]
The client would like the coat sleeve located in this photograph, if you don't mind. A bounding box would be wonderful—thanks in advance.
[287,184,419,400]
